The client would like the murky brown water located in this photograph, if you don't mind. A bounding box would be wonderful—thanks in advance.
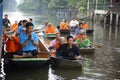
[0,11,120,80]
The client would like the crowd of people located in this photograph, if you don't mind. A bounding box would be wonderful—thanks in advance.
[2,14,39,59]
[2,14,91,60]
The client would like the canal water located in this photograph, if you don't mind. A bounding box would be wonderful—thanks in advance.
[1,10,120,80]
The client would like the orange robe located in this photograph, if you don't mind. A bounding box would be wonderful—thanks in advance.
[45,26,56,34]
[59,22,69,29]
[3,35,20,52]
[83,24,88,30]
[11,23,18,33]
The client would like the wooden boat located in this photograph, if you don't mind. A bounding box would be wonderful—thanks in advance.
[86,29,94,34]
[79,47,95,54]
[44,33,56,39]
[48,57,83,69]
[7,37,54,67]
[59,29,70,34]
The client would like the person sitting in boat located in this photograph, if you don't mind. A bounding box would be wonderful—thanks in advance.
[28,18,36,27]
[74,22,86,37]
[59,19,69,30]
[74,30,88,41]
[42,21,48,30]
[45,23,56,34]
[3,14,11,28]
[18,20,27,34]
[19,22,39,58]
[2,27,20,59]
[74,32,91,48]
[56,35,82,60]
[82,21,88,30]
[59,36,66,45]
[11,20,18,33]
[49,32,61,50]
[69,18,79,32]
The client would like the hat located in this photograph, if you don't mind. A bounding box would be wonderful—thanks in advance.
[79,29,85,34]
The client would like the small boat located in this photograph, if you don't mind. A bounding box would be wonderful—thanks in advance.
[6,37,52,67]
[59,29,70,34]
[44,34,56,39]
[86,29,94,35]
[49,57,83,69]
[79,48,96,54]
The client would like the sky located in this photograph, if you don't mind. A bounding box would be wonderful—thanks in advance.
[15,0,23,5]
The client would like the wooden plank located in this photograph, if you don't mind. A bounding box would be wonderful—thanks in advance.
[45,34,56,38]
[12,58,48,61]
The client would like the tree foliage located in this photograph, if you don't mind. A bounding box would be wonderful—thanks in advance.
[3,0,17,11]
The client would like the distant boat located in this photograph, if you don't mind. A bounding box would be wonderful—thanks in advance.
[44,33,56,39]
[79,47,96,54]
[86,29,94,35]
[59,29,70,35]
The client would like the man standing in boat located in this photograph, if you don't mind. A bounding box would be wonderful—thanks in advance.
[57,35,82,60]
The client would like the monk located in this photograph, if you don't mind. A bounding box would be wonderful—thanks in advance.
[11,20,18,33]
[45,23,56,34]
[59,19,69,30]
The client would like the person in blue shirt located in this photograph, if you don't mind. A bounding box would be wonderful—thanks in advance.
[74,22,86,37]
[18,20,27,34]
[19,22,39,58]
[29,18,36,27]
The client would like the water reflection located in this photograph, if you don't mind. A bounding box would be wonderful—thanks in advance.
[48,65,64,80]
[0,58,5,80]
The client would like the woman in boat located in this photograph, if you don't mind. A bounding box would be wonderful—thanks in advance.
[18,22,39,58]
[59,19,69,30]
[57,35,82,60]
[45,23,56,34]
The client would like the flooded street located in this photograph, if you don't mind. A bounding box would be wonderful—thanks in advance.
[1,10,120,80]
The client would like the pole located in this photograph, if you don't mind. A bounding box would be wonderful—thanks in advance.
[95,0,98,10]
[0,0,3,59]
[87,0,90,16]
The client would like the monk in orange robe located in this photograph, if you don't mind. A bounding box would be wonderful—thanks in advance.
[45,23,56,34]
[59,19,69,29]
